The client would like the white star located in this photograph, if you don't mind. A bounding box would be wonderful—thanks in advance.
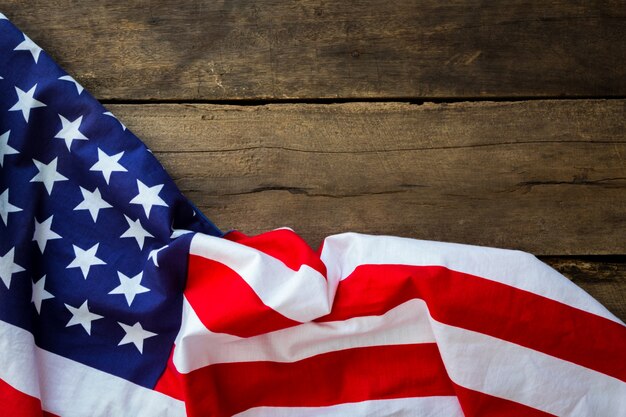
[67,243,106,279]
[0,248,24,289]
[0,189,21,226]
[130,180,168,218]
[103,112,126,130]
[90,148,127,184]
[14,34,43,63]
[9,84,46,122]
[31,275,54,314]
[0,13,7,19]
[58,75,83,94]
[118,321,156,354]
[30,157,68,195]
[109,271,150,306]
[74,187,112,222]
[65,301,103,335]
[33,215,62,252]
[148,245,167,267]
[170,220,193,239]
[54,115,88,151]
[0,130,19,167]
[120,215,153,249]
[170,228,193,238]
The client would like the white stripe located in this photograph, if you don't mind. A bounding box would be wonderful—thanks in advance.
[320,232,623,324]
[0,320,186,417]
[233,396,464,417]
[174,297,435,372]
[431,319,626,416]
[190,233,335,323]
[173,277,626,415]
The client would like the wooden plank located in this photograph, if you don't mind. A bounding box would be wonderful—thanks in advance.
[3,1,625,101]
[543,257,626,322]
[107,99,626,254]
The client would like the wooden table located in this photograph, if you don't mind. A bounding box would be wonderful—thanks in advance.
[4,1,625,320]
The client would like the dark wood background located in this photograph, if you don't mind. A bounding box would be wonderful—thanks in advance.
[4,1,624,320]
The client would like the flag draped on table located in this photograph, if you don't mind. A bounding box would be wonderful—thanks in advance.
[0,13,625,417]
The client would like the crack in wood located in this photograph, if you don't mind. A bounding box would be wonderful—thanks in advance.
[152,140,626,155]
[185,186,416,199]
[514,177,626,190]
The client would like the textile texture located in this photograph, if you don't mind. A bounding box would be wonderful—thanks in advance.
[0,13,625,417]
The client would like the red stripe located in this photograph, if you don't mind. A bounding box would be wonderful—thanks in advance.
[186,254,300,337]
[154,349,185,401]
[453,384,556,417]
[0,378,58,417]
[158,343,454,417]
[317,264,626,383]
[225,229,327,276]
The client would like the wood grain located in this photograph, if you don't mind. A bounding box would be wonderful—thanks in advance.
[543,257,626,321]
[106,99,626,254]
[3,0,625,100]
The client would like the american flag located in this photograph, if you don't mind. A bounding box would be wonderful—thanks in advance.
[1,13,625,417]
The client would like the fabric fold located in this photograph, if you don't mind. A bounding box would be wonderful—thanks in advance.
[1,12,625,417]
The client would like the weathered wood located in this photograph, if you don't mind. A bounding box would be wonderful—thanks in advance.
[106,99,626,254]
[542,257,626,322]
[4,1,626,101]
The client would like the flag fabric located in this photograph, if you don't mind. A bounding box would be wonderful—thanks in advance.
[1,13,625,417]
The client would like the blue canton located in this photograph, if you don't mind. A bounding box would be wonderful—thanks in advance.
[0,15,221,388]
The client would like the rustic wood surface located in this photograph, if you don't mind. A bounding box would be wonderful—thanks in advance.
[2,1,624,320]
[109,100,625,255]
[2,1,625,100]
[544,257,626,320]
